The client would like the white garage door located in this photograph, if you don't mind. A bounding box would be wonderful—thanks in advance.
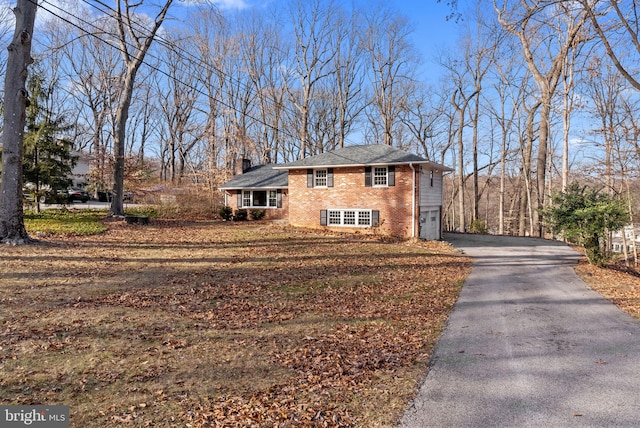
[420,208,440,241]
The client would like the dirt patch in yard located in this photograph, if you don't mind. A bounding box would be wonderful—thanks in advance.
[0,220,471,427]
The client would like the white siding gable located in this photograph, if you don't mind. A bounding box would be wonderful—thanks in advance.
[419,167,444,206]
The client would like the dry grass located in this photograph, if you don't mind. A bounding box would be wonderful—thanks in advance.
[0,220,471,427]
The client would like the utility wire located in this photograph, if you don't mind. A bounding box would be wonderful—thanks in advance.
[34,0,303,143]
[81,0,293,119]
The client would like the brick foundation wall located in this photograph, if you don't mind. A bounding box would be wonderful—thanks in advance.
[288,165,417,238]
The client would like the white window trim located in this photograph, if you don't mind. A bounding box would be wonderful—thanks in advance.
[314,169,328,188]
[373,166,388,187]
[240,190,279,209]
[327,209,373,227]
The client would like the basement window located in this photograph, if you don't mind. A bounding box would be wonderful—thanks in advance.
[322,209,378,227]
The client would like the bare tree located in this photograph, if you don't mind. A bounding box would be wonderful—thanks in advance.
[188,7,227,177]
[401,82,451,161]
[331,5,366,149]
[586,60,627,194]
[440,39,479,232]
[460,7,500,223]
[560,33,587,191]
[0,0,37,244]
[450,86,476,232]
[110,0,173,216]
[0,6,19,114]
[363,6,416,146]
[579,0,640,91]
[52,8,120,194]
[495,0,588,236]
[238,9,289,163]
[286,0,337,158]
[155,32,202,183]
[486,51,526,235]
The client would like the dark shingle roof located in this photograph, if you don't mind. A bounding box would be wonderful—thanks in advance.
[273,144,452,170]
[218,165,288,190]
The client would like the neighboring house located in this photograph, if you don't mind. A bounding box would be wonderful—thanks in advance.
[611,225,640,254]
[70,151,91,188]
[219,144,452,240]
[0,145,91,189]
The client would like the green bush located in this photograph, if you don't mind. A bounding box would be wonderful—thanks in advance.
[126,206,159,218]
[250,209,266,220]
[233,209,248,221]
[542,183,628,266]
[218,205,233,221]
[469,219,488,234]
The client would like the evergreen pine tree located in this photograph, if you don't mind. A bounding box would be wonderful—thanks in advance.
[22,70,76,212]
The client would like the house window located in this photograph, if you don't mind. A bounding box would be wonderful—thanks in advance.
[308,168,333,187]
[328,210,342,225]
[365,166,394,187]
[240,190,280,208]
[343,211,356,225]
[374,167,388,186]
[242,191,251,207]
[315,169,328,187]
[326,209,373,227]
[358,210,371,226]
[253,190,267,207]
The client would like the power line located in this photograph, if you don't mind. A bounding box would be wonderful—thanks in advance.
[82,0,317,134]
[31,0,364,153]
[34,0,302,144]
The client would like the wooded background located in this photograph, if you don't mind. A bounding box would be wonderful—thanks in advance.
[1,0,638,237]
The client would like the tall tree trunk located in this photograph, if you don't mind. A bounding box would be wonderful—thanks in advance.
[499,130,506,235]
[471,94,480,222]
[451,89,477,233]
[561,53,575,191]
[519,101,539,236]
[455,105,466,233]
[0,0,37,244]
[112,69,135,216]
[535,99,551,237]
[457,135,465,232]
[110,0,173,217]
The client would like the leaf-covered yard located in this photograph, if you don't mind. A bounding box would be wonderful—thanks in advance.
[0,220,471,427]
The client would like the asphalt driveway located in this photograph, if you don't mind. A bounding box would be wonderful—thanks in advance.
[399,233,640,427]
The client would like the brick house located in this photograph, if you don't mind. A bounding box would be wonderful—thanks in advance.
[219,145,452,240]
[219,163,289,221]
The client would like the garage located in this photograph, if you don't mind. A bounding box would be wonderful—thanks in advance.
[419,207,441,241]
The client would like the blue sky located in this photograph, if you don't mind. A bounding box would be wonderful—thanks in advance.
[394,0,460,64]
[187,0,462,80]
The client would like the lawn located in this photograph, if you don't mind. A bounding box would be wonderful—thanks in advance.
[575,259,640,321]
[0,219,471,427]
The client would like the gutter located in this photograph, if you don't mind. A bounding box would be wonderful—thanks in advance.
[410,163,416,238]
[272,160,453,172]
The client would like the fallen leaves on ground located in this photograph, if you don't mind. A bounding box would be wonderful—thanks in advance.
[575,258,640,320]
[0,220,470,427]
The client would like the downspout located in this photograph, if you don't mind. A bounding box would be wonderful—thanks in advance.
[410,163,416,238]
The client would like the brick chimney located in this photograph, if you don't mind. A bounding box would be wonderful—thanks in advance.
[235,158,252,175]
